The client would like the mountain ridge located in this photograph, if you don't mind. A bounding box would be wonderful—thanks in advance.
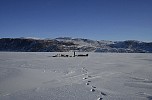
[0,37,152,53]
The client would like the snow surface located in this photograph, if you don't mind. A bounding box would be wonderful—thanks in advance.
[0,52,152,100]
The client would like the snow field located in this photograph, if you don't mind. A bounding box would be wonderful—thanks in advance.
[0,52,152,100]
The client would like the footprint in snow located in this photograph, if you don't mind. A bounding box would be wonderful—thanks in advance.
[97,97,103,100]
[82,67,85,69]
[90,89,95,92]
[83,77,87,80]
[100,91,106,96]
[92,86,96,88]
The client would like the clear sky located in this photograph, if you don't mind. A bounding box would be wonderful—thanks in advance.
[0,0,152,41]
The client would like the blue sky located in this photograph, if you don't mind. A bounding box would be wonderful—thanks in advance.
[0,0,152,41]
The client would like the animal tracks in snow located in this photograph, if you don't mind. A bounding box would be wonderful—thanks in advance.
[81,67,107,100]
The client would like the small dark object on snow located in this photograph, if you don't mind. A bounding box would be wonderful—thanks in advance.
[77,54,88,57]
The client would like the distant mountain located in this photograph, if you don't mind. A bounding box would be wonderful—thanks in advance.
[0,37,152,53]
[0,38,75,52]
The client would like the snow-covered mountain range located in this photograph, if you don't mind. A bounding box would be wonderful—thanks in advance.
[0,37,152,53]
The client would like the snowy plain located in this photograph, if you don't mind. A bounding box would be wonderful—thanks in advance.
[0,52,152,100]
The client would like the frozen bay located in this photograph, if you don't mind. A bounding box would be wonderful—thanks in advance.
[0,52,152,100]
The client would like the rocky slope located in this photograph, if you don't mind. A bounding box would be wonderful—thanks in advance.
[0,37,152,53]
